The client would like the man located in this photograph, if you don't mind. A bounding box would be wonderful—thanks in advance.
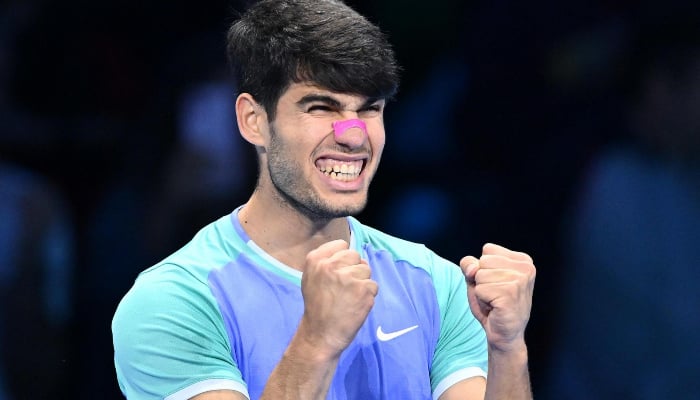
[112,1,536,399]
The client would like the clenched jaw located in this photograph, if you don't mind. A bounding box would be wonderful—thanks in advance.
[316,158,364,182]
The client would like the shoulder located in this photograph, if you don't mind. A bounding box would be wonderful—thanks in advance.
[113,213,244,347]
[112,262,223,343]
[131,212,247,288]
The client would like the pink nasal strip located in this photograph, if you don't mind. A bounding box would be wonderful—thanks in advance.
[332,118,368,138]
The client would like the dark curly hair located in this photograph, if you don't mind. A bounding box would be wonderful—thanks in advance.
[227,0,400,120]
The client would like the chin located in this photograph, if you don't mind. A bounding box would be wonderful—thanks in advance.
[335,204,366,217]
[310,198,368,219]
[318,203,365,219]
[333,194,369,215]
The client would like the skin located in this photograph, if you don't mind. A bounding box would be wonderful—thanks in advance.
[190,82,535,400]
[456,244,535,400]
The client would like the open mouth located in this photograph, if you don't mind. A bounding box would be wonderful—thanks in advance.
[316,158,365,181]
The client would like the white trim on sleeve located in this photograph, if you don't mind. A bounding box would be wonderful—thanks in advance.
[164,379,249,400]
[432,367,487,400]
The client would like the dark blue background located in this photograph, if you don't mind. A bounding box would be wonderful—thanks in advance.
[1,0,698,398]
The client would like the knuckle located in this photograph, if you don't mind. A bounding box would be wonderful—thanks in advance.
[368,281,379,296]
[518,251,534,263]
[479,254,494,266]
[473,284,488,298]
[316,257,334,271]
[305,249,318,263]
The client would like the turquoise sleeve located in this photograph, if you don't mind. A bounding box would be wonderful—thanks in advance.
[112,263,247,399]
[429,252,488,394]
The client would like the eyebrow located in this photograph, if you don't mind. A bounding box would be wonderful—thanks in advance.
[296,94,384,110]
[296,94,341,108]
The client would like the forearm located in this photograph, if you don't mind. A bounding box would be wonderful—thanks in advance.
[260,322,341,400]
[484,340,532,400]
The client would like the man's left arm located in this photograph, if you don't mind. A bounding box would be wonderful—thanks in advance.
[442,243,535,400]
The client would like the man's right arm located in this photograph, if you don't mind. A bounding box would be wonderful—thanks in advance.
[257,318,342,399]
[192,240,376,400]
[188,322,341,400]
[190,324,341,400]
[259,240,377,399]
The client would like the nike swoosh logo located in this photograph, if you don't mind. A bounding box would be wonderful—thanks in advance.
[376,325,419,342]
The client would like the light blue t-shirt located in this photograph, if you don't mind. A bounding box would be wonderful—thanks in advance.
[113,209,487,400]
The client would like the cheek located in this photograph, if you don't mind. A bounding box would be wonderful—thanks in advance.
[374,138,385,159]
[370,129,386,157]
[270,124,313,153]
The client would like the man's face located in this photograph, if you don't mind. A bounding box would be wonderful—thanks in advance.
[263,82,386,220]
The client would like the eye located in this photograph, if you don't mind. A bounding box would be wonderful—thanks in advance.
[359,104,383,116]
[307,104,334,113]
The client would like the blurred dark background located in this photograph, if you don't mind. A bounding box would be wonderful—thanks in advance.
[1,0,699,398]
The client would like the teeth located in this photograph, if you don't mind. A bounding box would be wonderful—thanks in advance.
[317,160,362,181]
[317,159,363,182]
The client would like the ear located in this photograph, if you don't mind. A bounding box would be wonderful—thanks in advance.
[236,93,268,147]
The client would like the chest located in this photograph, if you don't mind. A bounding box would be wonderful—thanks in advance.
[212,252,441,399]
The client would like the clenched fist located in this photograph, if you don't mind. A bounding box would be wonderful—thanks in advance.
[460,243,536,352]
[300,239,378,358]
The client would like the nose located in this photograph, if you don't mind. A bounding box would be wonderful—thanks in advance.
[332,118,368,148]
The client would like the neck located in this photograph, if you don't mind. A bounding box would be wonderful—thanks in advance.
[238,190,351,271]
